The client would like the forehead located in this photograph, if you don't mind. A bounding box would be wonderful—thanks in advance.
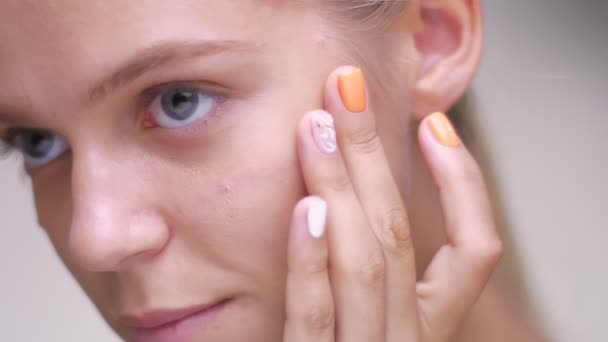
[0,0,279,41]
[0,0,274,59]
[0,0,291,115]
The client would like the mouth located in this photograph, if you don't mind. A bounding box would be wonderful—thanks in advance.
[121,298,232,342]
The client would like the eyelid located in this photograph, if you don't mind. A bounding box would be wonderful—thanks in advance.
[0,128,69,167]
[0,126,28,149]
[0,138,15,158]
[139,80,227,108]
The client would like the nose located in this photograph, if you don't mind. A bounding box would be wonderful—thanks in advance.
[68,148,170,272]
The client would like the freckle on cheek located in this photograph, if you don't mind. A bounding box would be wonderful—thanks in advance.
[316,34,328,48]
[217,183,232,194]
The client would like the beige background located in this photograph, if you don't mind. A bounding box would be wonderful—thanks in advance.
[1,1,606,341]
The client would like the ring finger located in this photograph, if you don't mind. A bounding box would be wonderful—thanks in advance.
[297,109,385,342]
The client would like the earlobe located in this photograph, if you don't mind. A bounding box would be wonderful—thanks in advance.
[411,0,483,120]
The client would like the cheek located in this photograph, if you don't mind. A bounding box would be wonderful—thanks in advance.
[169,132,305,287]
[227,152,304,256]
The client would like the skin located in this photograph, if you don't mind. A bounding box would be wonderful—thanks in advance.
[0,0,543,341]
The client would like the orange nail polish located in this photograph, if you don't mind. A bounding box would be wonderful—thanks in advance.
[338,68,367,113]
[428,112,461,147]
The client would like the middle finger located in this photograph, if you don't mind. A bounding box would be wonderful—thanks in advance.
[325,66,419,341]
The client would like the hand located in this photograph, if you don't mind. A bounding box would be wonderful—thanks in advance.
[283,66,503,342]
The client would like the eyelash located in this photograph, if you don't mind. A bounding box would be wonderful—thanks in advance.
[139,82,224,130]
[0,81,225,156]
[0,128,22,158]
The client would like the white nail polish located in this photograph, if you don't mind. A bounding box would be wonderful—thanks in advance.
[311,112,337,154]
[307,199,327,239]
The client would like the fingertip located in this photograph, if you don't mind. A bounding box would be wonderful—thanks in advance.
[297,110,333,146]
[418,112,481,190]
[419,112,462,149]
[290,196,328,243]
[307,197,328,239]
[324,65,367,115]
[418,112,465,165]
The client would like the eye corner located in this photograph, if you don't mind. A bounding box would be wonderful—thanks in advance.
[0,140,15,159]
[141,113,159,129]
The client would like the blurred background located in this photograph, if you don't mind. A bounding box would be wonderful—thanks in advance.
[1,1,606,341]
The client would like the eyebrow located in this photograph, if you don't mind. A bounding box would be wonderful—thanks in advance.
[88,39,260,104]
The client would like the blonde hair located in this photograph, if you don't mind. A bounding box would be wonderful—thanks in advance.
[328,0,409,30]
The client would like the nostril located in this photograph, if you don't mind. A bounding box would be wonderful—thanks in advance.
[118,249,164,268]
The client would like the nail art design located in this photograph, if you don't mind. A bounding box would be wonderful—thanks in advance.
[311,112,338,154]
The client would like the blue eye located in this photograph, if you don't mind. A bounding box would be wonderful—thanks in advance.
[15,130,69,168]
[149,87,216,129]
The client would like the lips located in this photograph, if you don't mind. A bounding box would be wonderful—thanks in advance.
[120,299,231,342]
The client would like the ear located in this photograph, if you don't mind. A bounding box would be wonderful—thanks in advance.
[410,0,483,120]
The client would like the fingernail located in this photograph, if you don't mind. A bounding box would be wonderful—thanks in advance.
[307,198,327,239]
[311,111,337,154]
[338,67,367,113]
[428,112,461,147]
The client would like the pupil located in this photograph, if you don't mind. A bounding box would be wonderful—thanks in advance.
[162,89,199,120]
[24,131,54,158]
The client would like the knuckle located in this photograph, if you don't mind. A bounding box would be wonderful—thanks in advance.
[346,126,383,155]
[327,175,352,194]
[302,259,328,277]
[351,250,386,289]
[469,234,504,273]
[485,236,505,265]
[301,303,335,333]
[374,207,413,254]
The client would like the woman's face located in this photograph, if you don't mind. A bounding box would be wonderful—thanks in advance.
[0,1,416,341]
